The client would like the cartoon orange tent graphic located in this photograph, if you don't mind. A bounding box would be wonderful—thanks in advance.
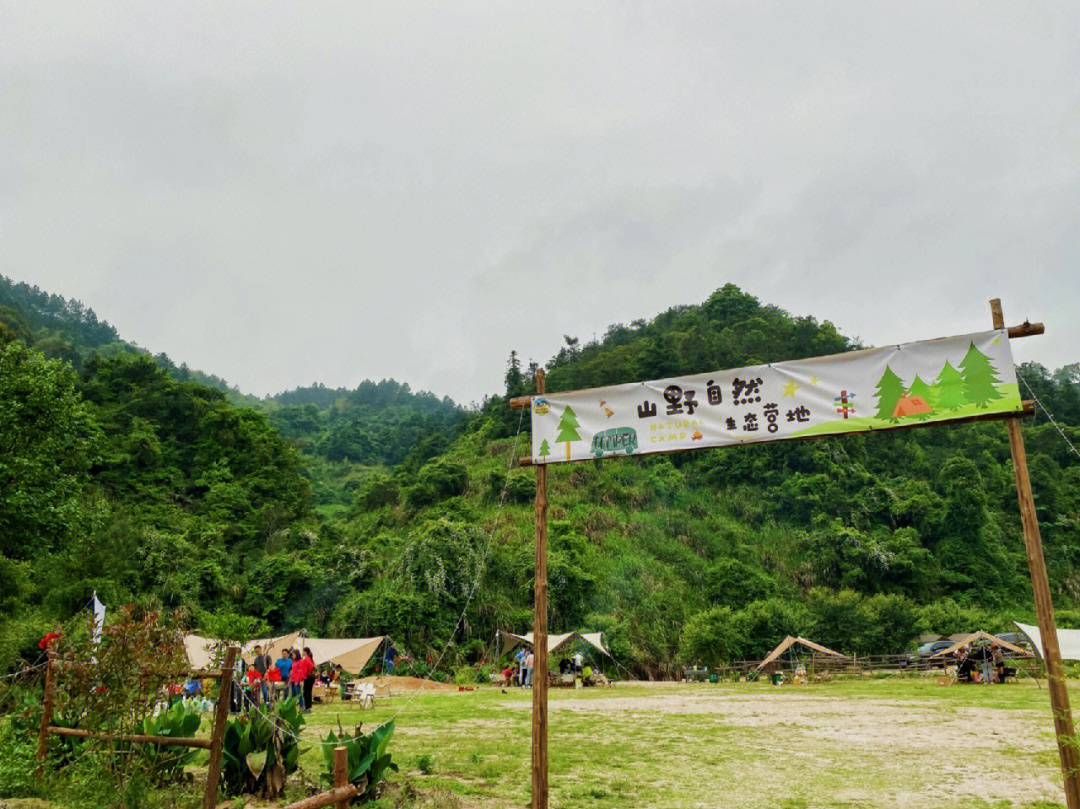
[892,395,931,418]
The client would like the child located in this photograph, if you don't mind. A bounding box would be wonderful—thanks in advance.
[245,664,263,708]
[265,663,282,703]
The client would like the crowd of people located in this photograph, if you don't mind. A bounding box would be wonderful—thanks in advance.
[181,644,349,714]
[955,642,1013,684]
[499,648,601,688]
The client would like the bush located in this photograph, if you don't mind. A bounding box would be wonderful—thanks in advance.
[321,720,397,797]
[0,721,41,798]
[221,697,304,800]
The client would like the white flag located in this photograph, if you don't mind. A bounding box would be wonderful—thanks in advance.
[92,592,106,646]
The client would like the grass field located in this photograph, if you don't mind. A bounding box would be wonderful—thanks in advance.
[278,676,1076,809]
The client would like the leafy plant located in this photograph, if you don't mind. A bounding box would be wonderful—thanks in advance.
[321,720,397,797]
[414,752,435,774]
[136,701,201,784]
[221,697,304,800]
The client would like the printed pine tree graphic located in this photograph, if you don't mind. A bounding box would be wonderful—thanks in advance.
[554,405,581,461]
[873,366,906,422]
[907,375,934,421]
[538,438,551,461]
[959,342,1003,409]
[933,361,965,411]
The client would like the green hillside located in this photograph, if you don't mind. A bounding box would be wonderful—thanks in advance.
[2,279,1080,676]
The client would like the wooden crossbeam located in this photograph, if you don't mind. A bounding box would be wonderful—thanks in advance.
[47,726,213,749]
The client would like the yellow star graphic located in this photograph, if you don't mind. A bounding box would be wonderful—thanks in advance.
[782,379,800,398]
[992,337,1001,345]
[810,375,820,386]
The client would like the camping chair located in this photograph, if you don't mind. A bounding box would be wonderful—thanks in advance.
[354,682,376,710]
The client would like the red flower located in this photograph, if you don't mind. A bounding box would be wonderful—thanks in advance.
[39,632,61,650]
[95,685,108,694]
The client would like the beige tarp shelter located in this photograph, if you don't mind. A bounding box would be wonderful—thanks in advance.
[1013,622,1080,662]
[930,630,1032,659]
[183,632,302,670]
[756,636,848,672]
[260,634,387,675]
[500,631,611,659]
[917,633,948,644]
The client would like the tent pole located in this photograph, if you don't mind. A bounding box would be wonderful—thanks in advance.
[991,298,1080,809]
[531,368,549,809]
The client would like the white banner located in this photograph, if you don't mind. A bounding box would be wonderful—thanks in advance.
[531,329,1021,464]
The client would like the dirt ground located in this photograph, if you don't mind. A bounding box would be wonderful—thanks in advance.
[501,683,1066,807]
[355,674,461,693]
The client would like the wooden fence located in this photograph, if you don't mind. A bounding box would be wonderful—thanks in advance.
[35,644,238,809]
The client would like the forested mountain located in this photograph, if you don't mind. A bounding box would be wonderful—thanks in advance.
[2,278,1079,676]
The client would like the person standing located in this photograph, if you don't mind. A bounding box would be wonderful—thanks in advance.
[991,643,1005,683]
[288,649,305,706]
[524,649,535,687]
[302,647,317,713]
[515,647,527,687]
[251,644,272,706]
[573,650,584,676]
[384,642,398,676]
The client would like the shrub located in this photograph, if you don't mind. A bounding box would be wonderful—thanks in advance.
[221,697,304,800]
[321,720,397,797]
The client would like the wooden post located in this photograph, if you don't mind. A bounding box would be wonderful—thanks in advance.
[532,368,549,809]
[204,645,238,809]
[35,645,57,774]
[991,298,1080,809]
[333,745,349,809]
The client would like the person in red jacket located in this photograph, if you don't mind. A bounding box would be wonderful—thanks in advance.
[288,649,306,706]
[265,662,282,704]
[301,647,317,714]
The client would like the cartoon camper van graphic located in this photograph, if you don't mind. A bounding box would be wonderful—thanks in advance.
[590,427,638,458]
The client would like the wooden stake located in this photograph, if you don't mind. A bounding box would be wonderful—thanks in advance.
[532,368,549,809]
[333,745,349,809]
[35,645,57,774]
[204,644,238,809]
[991,298,1080,809]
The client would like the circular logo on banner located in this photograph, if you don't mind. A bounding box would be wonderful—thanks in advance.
[533,397,551,415]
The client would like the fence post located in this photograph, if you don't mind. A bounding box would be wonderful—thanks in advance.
[35,646,57,774]
[204,645,238,809]
[334,746,349,809]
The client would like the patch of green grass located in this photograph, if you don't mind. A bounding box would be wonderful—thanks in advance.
[282,679,1072,808]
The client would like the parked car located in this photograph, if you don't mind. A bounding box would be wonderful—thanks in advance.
[994,632,1033,653]
[902,640,955,669]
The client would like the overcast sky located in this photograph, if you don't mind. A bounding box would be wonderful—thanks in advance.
[2,3,1077,404]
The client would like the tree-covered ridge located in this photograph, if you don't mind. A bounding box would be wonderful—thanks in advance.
[1,278,1080,678]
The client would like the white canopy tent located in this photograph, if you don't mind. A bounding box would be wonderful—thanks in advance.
[500,630,611,659]
[1014,622,1080,662]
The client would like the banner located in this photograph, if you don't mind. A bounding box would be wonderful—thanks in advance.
[531,329,1021,464]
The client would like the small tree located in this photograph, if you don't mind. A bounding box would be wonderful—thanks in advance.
[538,439,551,460]
[959,342,1003,409]
[873,366,906,422]
[554,406,581,461]
[933,361,965,411]
[51,606,192,804]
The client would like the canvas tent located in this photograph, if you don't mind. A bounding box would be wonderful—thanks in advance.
[183,632,302,670]
[929,630,1032,659]
[256,634,386,675]
[917,633,948,644]
[756,636,848,672]
[500,630,611,659]
[1013,622,1080,662]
